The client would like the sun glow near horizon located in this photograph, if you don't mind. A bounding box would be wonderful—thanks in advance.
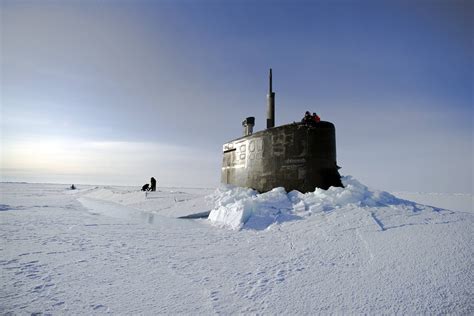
[0,138,219,187]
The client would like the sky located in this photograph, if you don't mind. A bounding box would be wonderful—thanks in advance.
[1,0,472,193]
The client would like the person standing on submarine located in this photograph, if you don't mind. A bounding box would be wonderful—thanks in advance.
[302,111,313,124]
[150,177,157,192]
[312,112,320,123]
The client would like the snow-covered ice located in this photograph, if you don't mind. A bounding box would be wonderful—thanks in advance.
[1,178,472,314]
[207,176,455,231]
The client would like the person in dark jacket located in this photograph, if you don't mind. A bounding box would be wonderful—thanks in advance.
[301,111,313,125]
[141,183,150,191]
[150,177,157,192]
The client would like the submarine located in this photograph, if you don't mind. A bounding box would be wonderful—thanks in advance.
[221,69,343,193]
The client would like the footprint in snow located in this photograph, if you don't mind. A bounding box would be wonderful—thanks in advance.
[210,291,219,301]
[92,304,108,311]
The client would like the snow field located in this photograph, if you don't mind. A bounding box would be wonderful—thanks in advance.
[1,179,472,314]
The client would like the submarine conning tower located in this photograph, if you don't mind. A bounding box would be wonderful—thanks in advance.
[221,69,343,193]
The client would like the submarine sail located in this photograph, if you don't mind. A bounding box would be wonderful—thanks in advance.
[221,69,343,193]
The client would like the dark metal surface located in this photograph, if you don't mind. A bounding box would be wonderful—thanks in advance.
[221,122,343,193]
[266,69,275,129]
[242,117,255,136]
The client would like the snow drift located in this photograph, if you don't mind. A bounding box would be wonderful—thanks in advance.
[79,186,214,219]
[208,176,442,230]
[76,176,454,233]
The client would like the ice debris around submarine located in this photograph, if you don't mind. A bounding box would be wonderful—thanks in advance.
[207,176,447,231]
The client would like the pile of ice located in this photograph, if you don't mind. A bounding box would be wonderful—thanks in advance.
[207,176,414,230]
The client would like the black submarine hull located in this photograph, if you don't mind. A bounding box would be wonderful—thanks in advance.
[221,121,343,193]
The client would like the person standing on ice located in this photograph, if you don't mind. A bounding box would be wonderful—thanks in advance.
[150,177,157,192]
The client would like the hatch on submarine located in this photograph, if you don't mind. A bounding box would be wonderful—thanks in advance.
[221,69,343,193]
